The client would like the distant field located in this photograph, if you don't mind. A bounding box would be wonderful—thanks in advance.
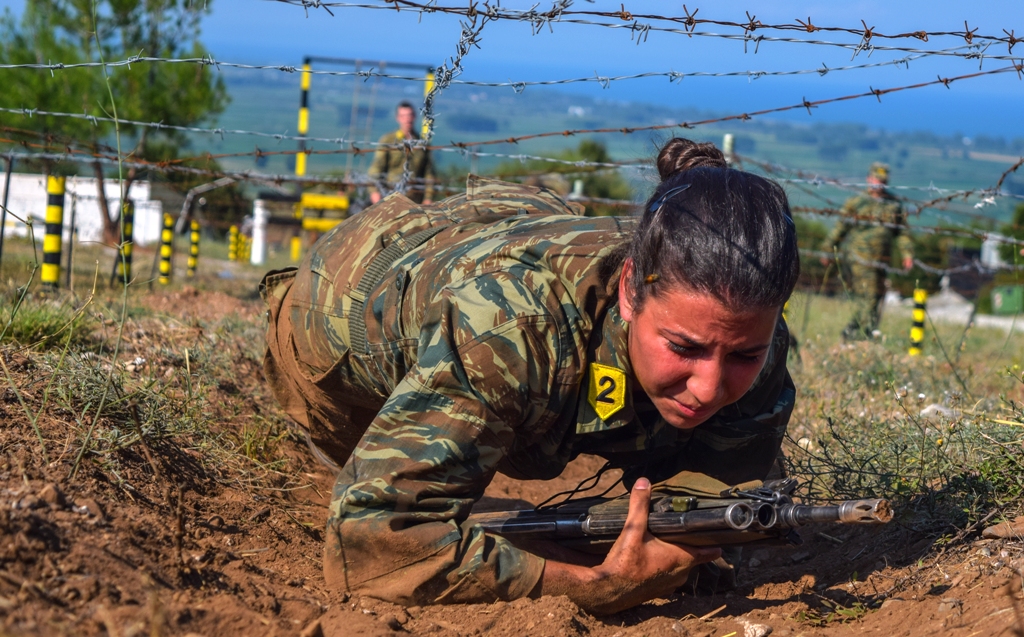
[196,68,1023,227]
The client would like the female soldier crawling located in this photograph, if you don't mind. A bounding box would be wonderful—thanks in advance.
[261,138,799,614]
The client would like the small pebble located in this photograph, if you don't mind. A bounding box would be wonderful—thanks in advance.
[17,495,43,510]
[743,623,773,637]
[74,498,106,520]
[38,483,66,508]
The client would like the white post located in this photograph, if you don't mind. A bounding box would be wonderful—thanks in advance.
[723,133,735,164]
[251,199,268,265]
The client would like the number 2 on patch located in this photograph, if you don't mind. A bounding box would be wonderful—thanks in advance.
[588,363,626,421]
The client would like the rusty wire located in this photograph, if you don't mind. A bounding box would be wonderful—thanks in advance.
[273,1,1024,51]
[4,63,1018,166]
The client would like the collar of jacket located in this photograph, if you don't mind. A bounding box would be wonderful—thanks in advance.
[575,303,636,434]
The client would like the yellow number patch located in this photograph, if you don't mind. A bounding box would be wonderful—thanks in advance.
[588,363,626,421]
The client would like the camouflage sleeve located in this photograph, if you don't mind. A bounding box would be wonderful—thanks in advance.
[325,274,574,606]
[892,202,914,262]
[423,149,436,201]
[367,144,389,195]
[823,196,859,252]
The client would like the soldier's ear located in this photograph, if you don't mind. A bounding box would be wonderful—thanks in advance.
[619,258,636,322]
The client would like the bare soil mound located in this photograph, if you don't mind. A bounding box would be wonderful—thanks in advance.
[2,286,1023,636]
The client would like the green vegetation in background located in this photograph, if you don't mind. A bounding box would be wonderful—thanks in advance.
[998,203,1024,264]
[0,0,228,243]
[206,69,1022,226]
[785,290,1024,538]
[492,139,634,216]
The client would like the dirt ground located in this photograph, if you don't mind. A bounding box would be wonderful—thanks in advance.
[3,279,1024,637]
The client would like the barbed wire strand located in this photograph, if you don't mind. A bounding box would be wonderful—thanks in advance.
[0,48,965,90]
[7,61,1018,170]
[272,1,1024,51]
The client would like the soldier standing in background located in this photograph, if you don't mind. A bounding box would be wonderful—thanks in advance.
[368,101,435,205]
[823,162,914,340]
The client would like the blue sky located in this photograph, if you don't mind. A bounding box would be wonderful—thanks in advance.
[2,0,1023,137]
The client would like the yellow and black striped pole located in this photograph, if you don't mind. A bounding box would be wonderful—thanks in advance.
[909,288,927,356]
[112,201,134,286]
[187,220,200,278]
[421,67,435,139]
[291,58,312,262]
[228,225,238,261]
[158,213,174,285]
[296,57,311,178]
[41,176,65,288]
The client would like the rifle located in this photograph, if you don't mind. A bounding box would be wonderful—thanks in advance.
[469,476,892,553]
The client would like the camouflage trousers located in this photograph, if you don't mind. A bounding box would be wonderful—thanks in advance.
[841,263,887,339]
[262,267,383,469]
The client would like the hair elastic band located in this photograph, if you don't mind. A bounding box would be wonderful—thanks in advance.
[644,274,660,285]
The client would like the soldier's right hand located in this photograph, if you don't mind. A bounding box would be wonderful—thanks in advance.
[539,477,721,614]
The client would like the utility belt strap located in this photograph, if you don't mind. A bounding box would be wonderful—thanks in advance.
[348,224,451,354]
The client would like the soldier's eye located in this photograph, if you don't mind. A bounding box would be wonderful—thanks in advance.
[667,341,700,356]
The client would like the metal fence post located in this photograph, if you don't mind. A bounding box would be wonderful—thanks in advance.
[111,201,135,287]
[187,220,200,278]
[41,176,66,288]
[228,224,239,261]
[0,155,13,270]
[158,213,174,285]
[909,288,927,356]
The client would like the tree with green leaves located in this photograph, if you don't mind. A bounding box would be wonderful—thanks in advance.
[999,202,1024,265]
[492,140,633,217]
[0,0,227,244]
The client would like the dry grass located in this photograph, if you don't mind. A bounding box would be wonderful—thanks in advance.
[785,290,1024,536]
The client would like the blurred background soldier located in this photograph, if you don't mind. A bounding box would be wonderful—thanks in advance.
[368,101,435,205]
[823,162,914,340]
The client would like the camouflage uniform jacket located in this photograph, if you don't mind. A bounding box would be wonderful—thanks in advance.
[824,189,913,265]
[262,177,795,606]
[367,129,435,203]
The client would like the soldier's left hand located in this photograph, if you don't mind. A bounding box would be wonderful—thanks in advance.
[902,256,914,271]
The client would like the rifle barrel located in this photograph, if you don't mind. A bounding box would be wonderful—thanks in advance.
[470,498,893,544]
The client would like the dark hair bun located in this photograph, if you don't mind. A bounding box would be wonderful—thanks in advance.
[656,138,727,181]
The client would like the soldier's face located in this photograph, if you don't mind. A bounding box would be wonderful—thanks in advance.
[396,107,416,134]
[619,274,779,430]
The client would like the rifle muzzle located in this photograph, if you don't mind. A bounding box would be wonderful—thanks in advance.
[776,499,893,527]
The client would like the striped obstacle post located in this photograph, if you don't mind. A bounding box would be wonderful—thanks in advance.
[187,220,200,278]
[158,213,174,285]
[112,201,134,286]
[909,288,927,356]
[41,176,66,288]
[295,58,311,178]
[228,225,239,261]
[290,234,301,262]
[240,234,252,262]
[420,67,435,138]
